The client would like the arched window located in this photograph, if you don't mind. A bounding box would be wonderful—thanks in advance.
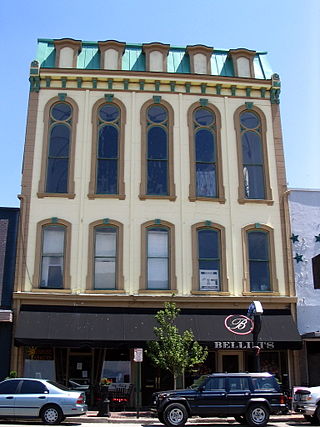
[242,224,278,293]
[188,102,224,202]
[234,106,272,203]
[87,220,124,291]
[140,220,176,291]
[46,102,72,193]
[192,222,228,292]
[88,98,125,199]
[96,104,120,194]
[38,97,77,198]
[140,100,175,200]
[33,219,71,290]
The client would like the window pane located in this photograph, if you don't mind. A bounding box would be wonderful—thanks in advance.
[95,258,116,289]
[98,125,118,158]
[148,229,168,257]
[46,158,68,193]
[95,228,116,257]
[147,160,168,195]
[49,125,70,157]
[199,259,220,271]
[41,256,63,288]
[20,380,48,394]
[194,108,214,126]
[240,111,259,129]
[147,127,167,159]
[243,166,265,199]
[248,232,269,260]
[43,227,64,254]
[147,258,168,289]
[51,103,72,121]
[196,164,216,197]
[99,104,119,122]
[249,261,271,292]
[198,229,219,258]
[0,380,20,394]
[97,159,118,194]
[195,129,215,162]
[147,105,167,123]
[242,132,263,163]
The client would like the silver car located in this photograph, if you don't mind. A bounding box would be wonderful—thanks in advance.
[0,378,87,424]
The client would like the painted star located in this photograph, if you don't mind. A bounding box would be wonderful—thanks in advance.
[290,233,299,243]
[294,253,303,263]
[315,234,320,242]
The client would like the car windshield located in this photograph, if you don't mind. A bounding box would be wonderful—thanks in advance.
[189,375,207,389]
[47,381,70,391]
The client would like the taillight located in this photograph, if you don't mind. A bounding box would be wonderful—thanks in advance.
[76,394,84,404]
[279,395,286,404]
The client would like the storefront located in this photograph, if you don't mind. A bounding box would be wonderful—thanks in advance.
[14,306,301,407]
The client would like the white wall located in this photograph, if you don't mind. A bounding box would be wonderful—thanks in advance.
[288,189,320,334]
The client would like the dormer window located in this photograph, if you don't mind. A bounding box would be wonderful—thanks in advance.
[228,48,256,78]
[98,40,125,70]
[142,42,170,72]
[54,38,82,68]
[187,45,213,75]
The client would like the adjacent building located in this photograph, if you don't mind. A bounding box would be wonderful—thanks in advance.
[288,189,320,386]
[12,38,301,403]
[0,207,19,380]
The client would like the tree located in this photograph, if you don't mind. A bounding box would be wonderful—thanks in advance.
[146,301,208,389]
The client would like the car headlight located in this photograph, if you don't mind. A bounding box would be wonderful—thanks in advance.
[158,392,169,400]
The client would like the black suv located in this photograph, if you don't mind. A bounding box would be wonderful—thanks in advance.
[153,373,287,427]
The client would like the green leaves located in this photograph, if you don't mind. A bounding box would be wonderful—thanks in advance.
[146,302,208,387]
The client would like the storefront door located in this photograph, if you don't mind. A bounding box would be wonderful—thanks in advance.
[218,352,244,372]
[68,350,93,386]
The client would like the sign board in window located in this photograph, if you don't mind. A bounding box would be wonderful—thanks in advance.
[134,348,143,362]
[199,270,219,291]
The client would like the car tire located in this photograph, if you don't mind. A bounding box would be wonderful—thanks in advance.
[158,412,165,424]
[235,415,246,424]
[245,404,269,427]
[311,407,320,425]
[163,403,188,427]
[41,405,64,425]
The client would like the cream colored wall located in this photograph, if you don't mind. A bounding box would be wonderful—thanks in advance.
[24,88,285,297]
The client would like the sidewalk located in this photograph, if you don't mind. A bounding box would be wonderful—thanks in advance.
[75,411,305,424]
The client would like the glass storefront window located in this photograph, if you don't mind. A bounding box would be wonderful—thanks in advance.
[101,360,130,383]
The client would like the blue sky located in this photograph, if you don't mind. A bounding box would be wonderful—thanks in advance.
[1,0,319,207]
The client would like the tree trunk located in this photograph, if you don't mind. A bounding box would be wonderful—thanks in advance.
[173,373,177,390]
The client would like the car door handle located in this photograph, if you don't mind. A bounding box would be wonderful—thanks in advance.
[38,396,46,399]
[6,396,14,399]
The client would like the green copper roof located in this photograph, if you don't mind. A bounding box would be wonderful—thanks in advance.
[36,39,272,79]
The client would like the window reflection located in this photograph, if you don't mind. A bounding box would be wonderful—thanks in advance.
[248,231,271,292]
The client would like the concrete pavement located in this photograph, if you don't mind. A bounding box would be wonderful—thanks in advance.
[72,411,306,424]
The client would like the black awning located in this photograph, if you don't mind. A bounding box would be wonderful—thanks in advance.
[14,311,301,349]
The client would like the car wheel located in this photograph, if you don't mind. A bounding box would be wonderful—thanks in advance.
[41,405,64,425]
[245,404,269,427]
[311,407,320,425]
[163,403,188,427]
[235,415,246,424]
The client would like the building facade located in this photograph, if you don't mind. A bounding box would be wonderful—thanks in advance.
[0,207,19,380]
[288,189,320,386]
[12,38,300,404]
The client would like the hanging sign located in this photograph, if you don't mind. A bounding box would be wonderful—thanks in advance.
[134,348,143,362]
[224,315,254,335]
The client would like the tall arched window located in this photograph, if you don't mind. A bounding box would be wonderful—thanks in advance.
[242,224,278,293]
[188,102,224,202]
[234,106,272,203]
[46,102,72,193]
[96,104,120,194]
[140,100,176,200]
[33,218,72,290]
[191,222,228,293]
[38,97,77,198]
[87,219,124,291]
[88,98,126,199]
[140,220,176,291]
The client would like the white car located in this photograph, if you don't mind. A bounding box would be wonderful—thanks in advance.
[293,386,320,423]
[0,378,87,424]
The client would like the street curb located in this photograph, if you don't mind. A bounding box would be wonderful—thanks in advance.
[73,414,305,424]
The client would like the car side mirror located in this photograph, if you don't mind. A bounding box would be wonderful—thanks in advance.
[198,385,204,392]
